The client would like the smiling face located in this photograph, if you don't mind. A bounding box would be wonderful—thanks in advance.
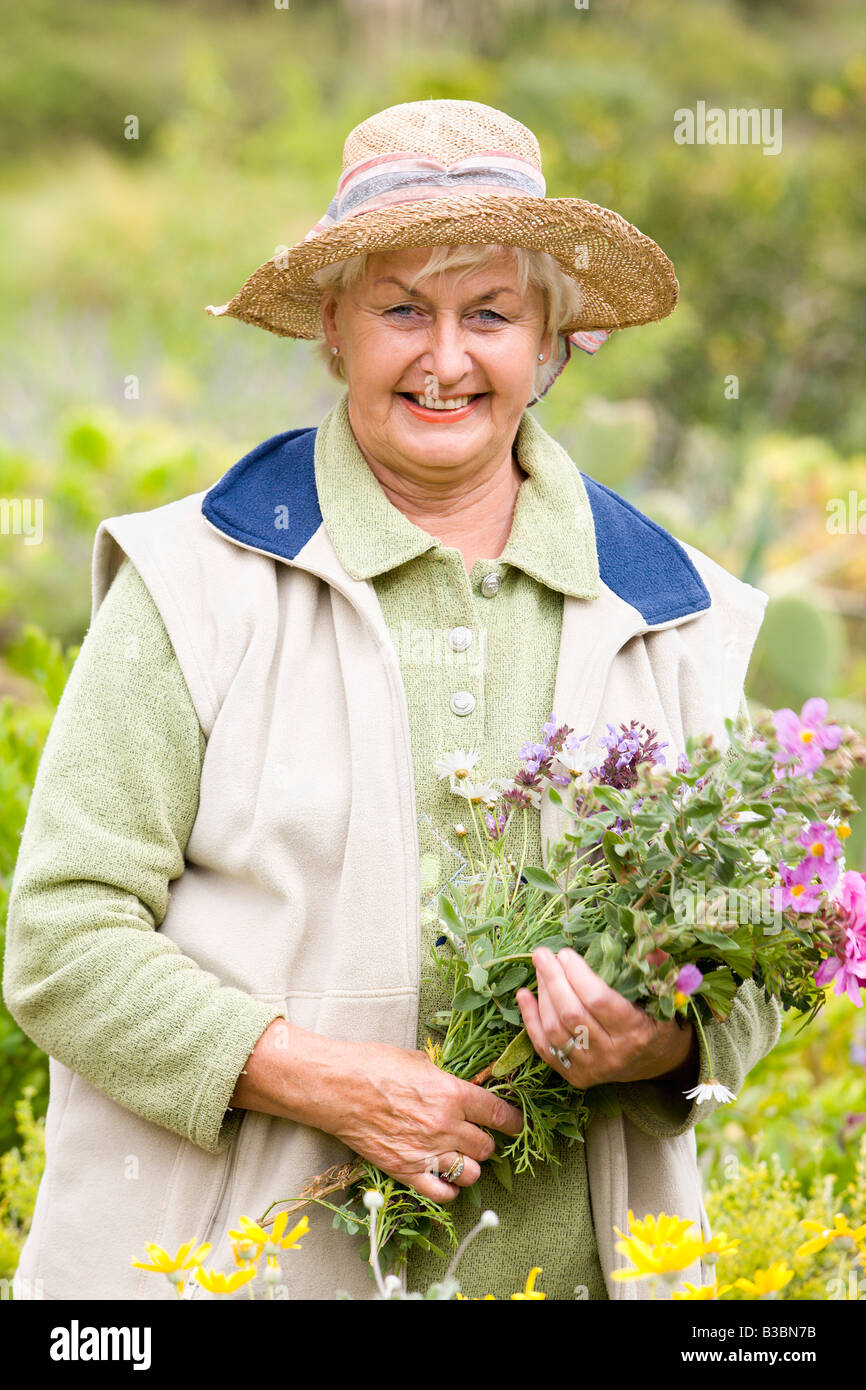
[319,246,552,490]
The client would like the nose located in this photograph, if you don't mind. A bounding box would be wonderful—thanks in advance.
[418,313,475,389]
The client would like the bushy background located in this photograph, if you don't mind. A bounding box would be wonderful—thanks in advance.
[1,0,865,1296]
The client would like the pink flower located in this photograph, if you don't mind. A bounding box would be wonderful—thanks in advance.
[815,949,866,1007]
[815,872,866,1007]
[835,870,866,932]
[675,965,703,996]
[772,698,842,779]
[796,823,843,889]
[771,860,824,914]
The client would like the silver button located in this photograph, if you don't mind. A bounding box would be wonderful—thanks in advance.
[448,626,473,652]
[480,571,501,597]
[449,690,476,716]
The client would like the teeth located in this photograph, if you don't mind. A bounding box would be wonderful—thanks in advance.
[410,394,475,410]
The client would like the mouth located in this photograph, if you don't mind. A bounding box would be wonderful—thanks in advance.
[396,391,487,421]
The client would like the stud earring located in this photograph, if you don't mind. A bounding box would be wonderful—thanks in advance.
[331,346,340,355]
[537,352,545,361]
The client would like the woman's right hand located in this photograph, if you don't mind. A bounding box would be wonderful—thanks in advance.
[231,1019,524,1203]
[323,1038,525,1201]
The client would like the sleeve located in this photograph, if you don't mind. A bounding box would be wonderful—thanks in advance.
[1,557,284,1154]
[611,981,782,1138]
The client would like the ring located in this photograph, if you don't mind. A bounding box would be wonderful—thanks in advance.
[441,1152,465,1183]
[559,1033,578,1060]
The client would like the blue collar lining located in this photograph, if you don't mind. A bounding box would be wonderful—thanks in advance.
[201,425,711,626]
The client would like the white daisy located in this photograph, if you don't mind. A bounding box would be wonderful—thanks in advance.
[452,778,500,806]
[433,748,480,782]
[551,745,593,778]
[684,1079,737,1105]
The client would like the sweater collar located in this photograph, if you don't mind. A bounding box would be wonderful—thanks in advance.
[201,396,712,628]
[312,391,601,599]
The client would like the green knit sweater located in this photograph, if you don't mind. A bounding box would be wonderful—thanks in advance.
[3,395,777,1300]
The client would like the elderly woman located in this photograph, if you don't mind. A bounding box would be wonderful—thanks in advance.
[4,99,780,1301]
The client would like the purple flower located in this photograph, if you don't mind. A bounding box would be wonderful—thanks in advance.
[676,752,692,775]
[485,807,508,840]
[676,965,704,997]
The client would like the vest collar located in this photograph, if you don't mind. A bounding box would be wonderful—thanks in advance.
[201,407,712,630]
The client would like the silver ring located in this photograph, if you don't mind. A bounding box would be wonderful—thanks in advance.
[441,1153,465,1183]
[559,1034,578,1060]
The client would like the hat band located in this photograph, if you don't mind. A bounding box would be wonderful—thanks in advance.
[303,149,547,242]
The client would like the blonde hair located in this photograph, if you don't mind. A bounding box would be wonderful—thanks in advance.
[311,243,583,397]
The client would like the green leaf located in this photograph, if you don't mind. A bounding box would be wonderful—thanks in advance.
[698,967,738,1020]
[535,934,568,953]
[452,987,487,1012]
[521,866,562,894]
[436,894,465,937]
[468,964,489,991]
[587,1084,621,1118]
[498,1004,523,1026]
[488,1153,513,1190]
[491,964,529,994]
[490,1028,535,1077]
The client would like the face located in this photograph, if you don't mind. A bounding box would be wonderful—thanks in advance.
[319,246,552,489]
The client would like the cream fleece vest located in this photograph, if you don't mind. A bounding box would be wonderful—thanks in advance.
[14,420,769,1301]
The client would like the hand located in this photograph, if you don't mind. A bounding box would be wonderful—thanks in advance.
[516,946,697,1089]
[326,1039,525,1203]
[230,1019,524,1205]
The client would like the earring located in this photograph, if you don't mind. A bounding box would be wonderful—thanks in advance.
[537,352,545,361]
[331,346,340,355]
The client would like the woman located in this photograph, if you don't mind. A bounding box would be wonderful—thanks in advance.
[3,99,780,1301]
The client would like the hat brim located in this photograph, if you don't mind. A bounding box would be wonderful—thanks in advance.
[205,191,678,339]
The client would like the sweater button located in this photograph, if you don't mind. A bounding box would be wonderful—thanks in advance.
[448,626,473,652]
[480,571,501,597]
[449,690,476,716]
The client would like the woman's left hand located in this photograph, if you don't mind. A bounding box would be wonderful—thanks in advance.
[516,946,698,1088]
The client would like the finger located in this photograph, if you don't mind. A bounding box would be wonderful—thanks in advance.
[425,1151,482,1189]
[452,1121,498,1165]
[557,948,642,1036]
[516,985,553,1067]
[458,1080,523,1136]
[533,949,594,1051]
[404,1169,463,1203]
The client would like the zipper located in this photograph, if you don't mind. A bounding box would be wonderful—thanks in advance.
[186,1112,247,1301]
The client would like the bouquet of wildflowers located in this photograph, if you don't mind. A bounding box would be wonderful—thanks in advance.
[260,697,866,1274]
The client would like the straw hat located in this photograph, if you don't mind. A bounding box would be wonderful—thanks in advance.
[205,98,678,399]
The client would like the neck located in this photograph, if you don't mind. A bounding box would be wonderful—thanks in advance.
[358,443,529,568]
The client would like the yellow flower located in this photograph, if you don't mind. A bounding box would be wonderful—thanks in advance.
[701,1232,740,1260]
[131,1238,212,1274]
[673,1281,731,1300]
[195,1265,258,1295]
[228,1211,309,1254]
[131,1240,213,1297]
[510,1266,546,1300]
[611,1235,707,1281]
[423,1035,443,1067]
[796,1213,866,1258]
[733,1263,794,1296]
[618,1210,697,1248]
[456,1291,496,1300]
